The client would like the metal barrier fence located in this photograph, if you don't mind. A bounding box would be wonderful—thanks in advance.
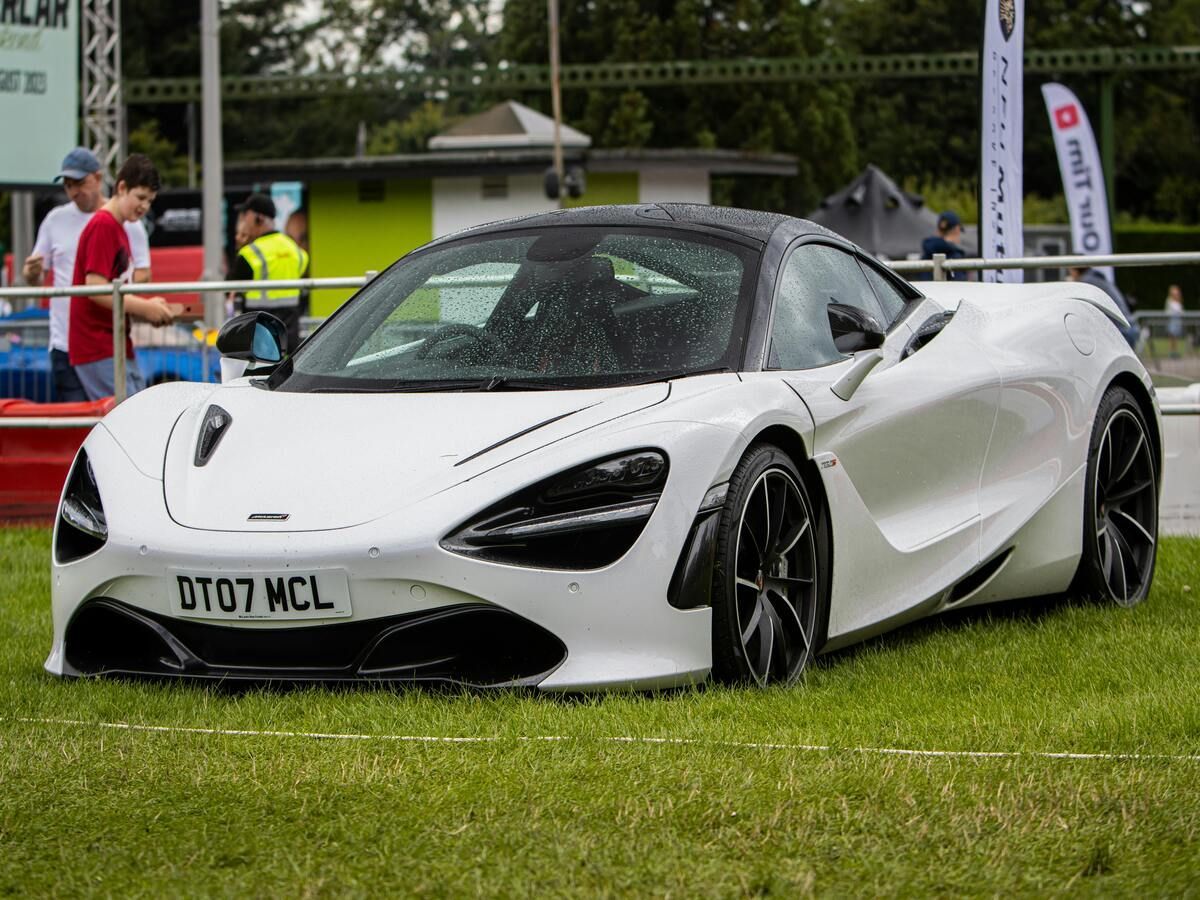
[1,251,1198,407]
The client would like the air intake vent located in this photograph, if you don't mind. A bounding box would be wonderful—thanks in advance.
[194,405,232,467]
[947,548,1014,605]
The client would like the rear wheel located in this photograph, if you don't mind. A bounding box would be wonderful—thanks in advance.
[1074,386,1159,606]
[711,444,825,686]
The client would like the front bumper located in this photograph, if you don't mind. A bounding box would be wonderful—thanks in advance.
[48,420,734,691]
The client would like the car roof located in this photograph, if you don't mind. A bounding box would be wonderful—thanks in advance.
[424,203,838,248]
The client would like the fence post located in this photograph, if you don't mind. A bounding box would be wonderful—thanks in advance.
[933,253,947,282]
[112,283,127,405]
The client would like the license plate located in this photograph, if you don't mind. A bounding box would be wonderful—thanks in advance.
[169,570,352,621]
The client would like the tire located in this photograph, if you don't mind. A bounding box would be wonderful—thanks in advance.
[1073,386,1159,607]
[711,443,827,686]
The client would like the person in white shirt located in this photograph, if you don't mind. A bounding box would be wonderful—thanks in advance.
[21,147,151,402]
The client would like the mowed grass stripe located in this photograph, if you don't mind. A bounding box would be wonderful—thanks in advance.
[6,716,1200,762]
[2,525,1198,895]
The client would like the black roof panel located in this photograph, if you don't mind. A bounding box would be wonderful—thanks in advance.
[425,204,832,248]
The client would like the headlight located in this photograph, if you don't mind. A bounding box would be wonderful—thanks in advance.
[441,450,668,569]
[55,449,108,563]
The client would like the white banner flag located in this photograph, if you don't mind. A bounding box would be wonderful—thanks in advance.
[980,0,1024,283]
[1041,83,1114,283]
[0,0,79,186]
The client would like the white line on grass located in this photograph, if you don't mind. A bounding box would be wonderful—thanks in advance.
[6,716,1200,762]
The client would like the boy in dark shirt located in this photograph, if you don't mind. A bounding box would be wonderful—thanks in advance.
[70,154,176,400]
[919,210,968,281]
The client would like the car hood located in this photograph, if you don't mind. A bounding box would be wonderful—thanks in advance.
[162,382,669,532]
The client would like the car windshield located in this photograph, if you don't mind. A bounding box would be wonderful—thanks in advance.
[270,226,758,392]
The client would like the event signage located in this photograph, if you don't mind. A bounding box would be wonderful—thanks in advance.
[1041,83,1114,283]
[0,0,78,186]
[980,0,1024,283]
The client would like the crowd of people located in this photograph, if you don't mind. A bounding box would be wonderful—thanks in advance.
[21,147,309,402]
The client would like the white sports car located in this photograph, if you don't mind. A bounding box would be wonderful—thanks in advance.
[47,205,1161,691]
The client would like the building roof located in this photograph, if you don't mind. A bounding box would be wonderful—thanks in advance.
[428,101,591,150]
[224,147,798,183]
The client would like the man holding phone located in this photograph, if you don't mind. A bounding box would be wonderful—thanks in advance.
[22,147,153,401]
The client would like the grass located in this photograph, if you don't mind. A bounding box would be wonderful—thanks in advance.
[1,526,1199,896]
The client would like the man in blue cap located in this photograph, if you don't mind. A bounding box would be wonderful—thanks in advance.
[21,147,153,401]
[919,210,968,281]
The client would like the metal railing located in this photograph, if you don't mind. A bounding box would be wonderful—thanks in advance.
[1,251,1198,412]
[890,250,1200,280]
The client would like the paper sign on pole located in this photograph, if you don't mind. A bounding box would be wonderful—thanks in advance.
[1041,83,1114,283]
[0,1,79,186]
[980,0,1024,283]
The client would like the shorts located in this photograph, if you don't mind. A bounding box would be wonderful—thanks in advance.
[74,357,147,402]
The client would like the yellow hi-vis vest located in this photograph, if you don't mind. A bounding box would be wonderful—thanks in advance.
[237,231,309,309]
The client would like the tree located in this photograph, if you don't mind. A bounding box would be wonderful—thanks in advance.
[497,0,860,214]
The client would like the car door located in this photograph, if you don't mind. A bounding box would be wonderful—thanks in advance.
[772,242,1001,638]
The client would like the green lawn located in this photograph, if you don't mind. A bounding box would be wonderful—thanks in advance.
[2,526,1198,896]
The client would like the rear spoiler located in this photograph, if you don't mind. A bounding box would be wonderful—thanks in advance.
[920,281,1129,329]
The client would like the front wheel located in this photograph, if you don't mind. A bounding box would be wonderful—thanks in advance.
[711,444,826,686]
[1073,386,1159,606]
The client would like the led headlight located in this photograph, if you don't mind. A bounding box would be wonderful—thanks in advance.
[55,449,108,563]
[442,450,669,569]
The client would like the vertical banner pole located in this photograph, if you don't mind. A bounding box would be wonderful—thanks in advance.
[980,0,1025,283]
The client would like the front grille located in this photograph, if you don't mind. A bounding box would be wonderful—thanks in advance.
[63,599,567,688]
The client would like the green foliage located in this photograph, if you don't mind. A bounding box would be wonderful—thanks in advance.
[366,102,457,155]
[115,0,1200,224]
[499,0,860,213]
[1114,226,1200,309]
[128,119,191,189]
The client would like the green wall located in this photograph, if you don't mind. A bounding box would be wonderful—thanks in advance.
[565,172,638,208]
[308,179,433,316]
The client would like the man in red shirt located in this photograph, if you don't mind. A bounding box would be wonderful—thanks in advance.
[70,154,176,400]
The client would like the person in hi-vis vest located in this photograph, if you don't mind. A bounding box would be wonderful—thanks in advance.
[229,192,310,352]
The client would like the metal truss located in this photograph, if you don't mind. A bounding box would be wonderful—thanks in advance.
[82,0,126,178]
[124,46,1200,105]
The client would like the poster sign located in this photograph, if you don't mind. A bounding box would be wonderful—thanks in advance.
[0,0,79,186]
[1041,83,1114,282]
[980,0,1024,283]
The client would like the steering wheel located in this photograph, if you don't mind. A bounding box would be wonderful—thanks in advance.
[415,323,502,360]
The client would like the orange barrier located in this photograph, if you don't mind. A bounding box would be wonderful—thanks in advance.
[0,398,113,521]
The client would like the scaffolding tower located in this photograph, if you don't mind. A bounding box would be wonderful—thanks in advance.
[82,0,125,182]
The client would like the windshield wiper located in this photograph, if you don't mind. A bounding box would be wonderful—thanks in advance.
[616,366,737,386]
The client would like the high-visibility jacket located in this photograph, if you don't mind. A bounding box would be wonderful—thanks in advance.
[237,231,309,308]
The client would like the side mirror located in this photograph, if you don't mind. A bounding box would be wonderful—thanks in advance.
[216,311,287,382]
[827,302,885,353]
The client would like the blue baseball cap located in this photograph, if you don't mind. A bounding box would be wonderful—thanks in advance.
[54,147,102,182]
[938,210,962,230]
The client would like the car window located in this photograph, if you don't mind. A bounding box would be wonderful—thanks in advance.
[276,227,759,392]
[350,262,519,364]
[858,259,911,323]
[768,243,884,370]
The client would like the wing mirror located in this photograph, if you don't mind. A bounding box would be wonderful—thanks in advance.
[827,302,885,353]
[216,311,287,381]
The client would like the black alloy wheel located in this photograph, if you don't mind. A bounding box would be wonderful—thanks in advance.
[712,444,825,686]
[1075,386,1159,607]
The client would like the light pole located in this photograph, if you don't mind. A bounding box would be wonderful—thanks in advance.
[547,0,564,205]
[201,0,225,329]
